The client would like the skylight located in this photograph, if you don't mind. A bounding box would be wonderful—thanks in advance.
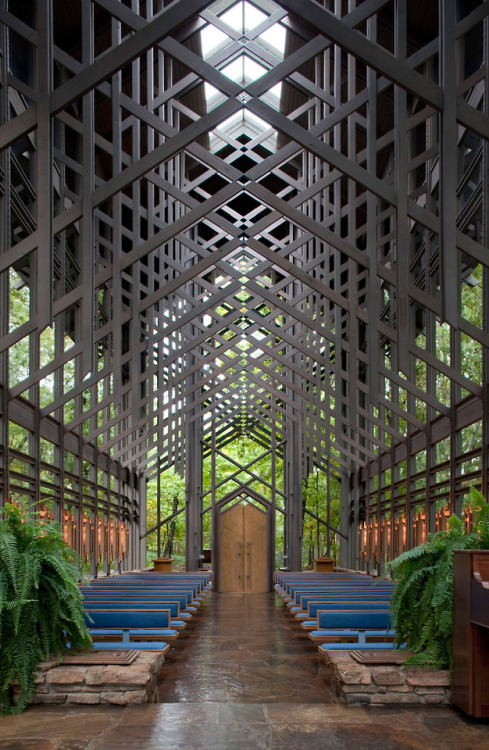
[257,23,287,58]
[203,82,227,111]
[221,55,267,85]
[261,82,282,110]
[210,108,278,152]
[219,1,267,34]
[201,24,230,59]
[200,1,286,147]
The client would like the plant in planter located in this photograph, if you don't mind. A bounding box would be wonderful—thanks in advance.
[389,488,489,670]
[0,503,92,714]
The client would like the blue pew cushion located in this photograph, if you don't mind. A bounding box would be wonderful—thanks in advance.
[84,610,172,629]
[317,611,393,629]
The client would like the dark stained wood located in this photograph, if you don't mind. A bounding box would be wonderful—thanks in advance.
[453,550,489,718]
[0,0,488,579]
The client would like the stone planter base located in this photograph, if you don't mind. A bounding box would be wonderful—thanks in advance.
[321,650,452,706]
[17,652,165,706]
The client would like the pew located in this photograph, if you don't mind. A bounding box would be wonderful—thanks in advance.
[83,609,173,652]
[287,585,394,608]
[82,598,189,625]
[273,571,399,652]
[80,571,212,650]
[275,573,374,597]
[282,580,393,603]
[300,601,391,629]
[81,590,196,614]
[309,610,399,650]
[82,584,203,605]
[306,609,393,635]
[291,593,393,618]
[88,605,179,642]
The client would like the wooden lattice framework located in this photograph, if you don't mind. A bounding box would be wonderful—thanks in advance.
[1,0,489,573]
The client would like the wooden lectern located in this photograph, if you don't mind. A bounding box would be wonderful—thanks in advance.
[153,557,172,572]
[314,557,335,572]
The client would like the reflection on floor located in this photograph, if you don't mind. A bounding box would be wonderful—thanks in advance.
[156,590,332,703]
[0,592,488,749]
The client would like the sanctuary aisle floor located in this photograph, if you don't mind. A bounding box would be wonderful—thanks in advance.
[157,589,331,703]
[1,591,489,749]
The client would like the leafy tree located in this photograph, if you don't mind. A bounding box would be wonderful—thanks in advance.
[146,470,186,562]
[202,436,284,504]
[146,436,287,565]
[302,468,340,567]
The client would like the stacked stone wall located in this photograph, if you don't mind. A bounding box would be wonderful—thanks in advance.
[16,652,165,706]
[322,651,452,706]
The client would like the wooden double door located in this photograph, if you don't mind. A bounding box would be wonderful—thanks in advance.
[219,502,268,593]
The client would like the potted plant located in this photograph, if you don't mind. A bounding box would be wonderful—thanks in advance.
[388,488,489,670]
[0,503,92,714]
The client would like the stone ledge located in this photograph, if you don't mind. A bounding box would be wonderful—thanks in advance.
[321,650,452,707]
[14,652,165,707]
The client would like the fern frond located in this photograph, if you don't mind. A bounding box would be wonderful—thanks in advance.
[390,509,483,671]
[0,504,91,714]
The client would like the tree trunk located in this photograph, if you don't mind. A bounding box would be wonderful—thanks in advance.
[163,493,179,556]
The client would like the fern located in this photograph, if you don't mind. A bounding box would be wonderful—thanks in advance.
[0,504,92,714]
[469,487,489,548]
[389,493,489,671]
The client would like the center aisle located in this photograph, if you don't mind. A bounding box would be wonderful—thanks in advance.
[157,590,332,703]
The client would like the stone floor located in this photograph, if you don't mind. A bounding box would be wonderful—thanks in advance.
[0,591,489,749]
[157,588,332,703]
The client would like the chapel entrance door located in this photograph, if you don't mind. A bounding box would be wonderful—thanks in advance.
[219,502,268,593]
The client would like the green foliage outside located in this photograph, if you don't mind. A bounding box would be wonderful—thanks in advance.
[202,436,284,504]
[0,504,92,714]
[302,469,340,567]
[411,264,483,422]
[389,487,489,670]
[146,437,286,567]
[147,444,340,570]
[146,471,186,568]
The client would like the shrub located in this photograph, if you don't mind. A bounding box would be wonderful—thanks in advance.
[0,503,92,714]
[389,487,489,671]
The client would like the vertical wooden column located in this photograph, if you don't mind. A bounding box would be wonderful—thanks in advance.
[0,6,7,507]
[286,419,302,571]
[137,474,146,570]
[185,408,202,571]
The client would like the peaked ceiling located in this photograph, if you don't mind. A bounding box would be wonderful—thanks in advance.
[2,0,488,484]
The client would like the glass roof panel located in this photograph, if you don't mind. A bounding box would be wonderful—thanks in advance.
[201,24,230,59]
[257,23,287,57]
[219,1,268,34]
[221,54,267,85]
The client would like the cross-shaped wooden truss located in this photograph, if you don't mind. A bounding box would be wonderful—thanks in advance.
[1,0,488,570]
